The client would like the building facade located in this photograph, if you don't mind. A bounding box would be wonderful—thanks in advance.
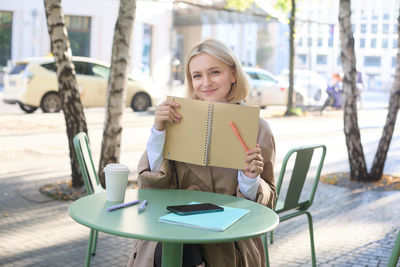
[295,0,399,91]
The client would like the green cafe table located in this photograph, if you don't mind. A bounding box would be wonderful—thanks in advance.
[69,189,279,267]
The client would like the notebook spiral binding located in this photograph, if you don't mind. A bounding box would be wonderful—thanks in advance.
[204,103,214,165]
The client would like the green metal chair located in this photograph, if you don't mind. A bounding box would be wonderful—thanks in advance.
[267,144,326,267]
[388,230,400,267]
[73,132,104,267]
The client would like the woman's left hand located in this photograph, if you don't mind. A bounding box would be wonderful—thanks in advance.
[243,145,264,178]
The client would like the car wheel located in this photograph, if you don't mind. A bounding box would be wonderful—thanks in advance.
[18,103,38,113]
[131,92,151,112]
[41,92,62,113]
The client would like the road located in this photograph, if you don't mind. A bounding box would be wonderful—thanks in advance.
[0,90,398,183]
[0,90,397,177]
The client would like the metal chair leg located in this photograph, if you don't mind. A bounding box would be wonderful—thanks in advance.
[91,230,99,256]
[306,211,316,267]
[262,234,270,267]
[85,229,94,267]
[270,231,274,244]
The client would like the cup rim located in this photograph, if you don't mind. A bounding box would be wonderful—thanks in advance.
[104,163,130,173]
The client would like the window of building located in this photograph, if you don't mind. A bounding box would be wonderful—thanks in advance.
[382,39,388,48]
[65,15,91,57]
[316,54,327,65]
[361,9,367,20]
[352,24,355,33]
[361,24,366,33]
[371,10,378,20]
[318,25,323,34]
[328,37,334,47]
[370,38,376,48]
[298,37,303,46]
[383,12,389,20]
[371,24,377,34]
[317,38,323,47]
[307,37,312,47]
[394,24,398,33]
[392,56,396,67]
[297,54,307,65]
[393,39,398,49]
[142,23,152,75]
[383,24,389,34]
[360,38,366,48]
[0,11,12,66]
[364,56,381,67]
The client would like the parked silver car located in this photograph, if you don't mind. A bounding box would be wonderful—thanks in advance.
[244,67,328,108]
[278,69,328,107]
[244,67,284,108]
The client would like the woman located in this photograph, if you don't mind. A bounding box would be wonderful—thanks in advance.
[128,38,276,267]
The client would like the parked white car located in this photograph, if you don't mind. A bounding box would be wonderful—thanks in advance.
[244,67,298,107]
[244,67,329,108]
[3,56,158,113]
[278,69,328,107]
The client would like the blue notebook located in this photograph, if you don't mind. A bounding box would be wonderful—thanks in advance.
[158,202,249,231]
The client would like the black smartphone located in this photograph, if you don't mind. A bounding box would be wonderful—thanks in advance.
[166,203,224,215]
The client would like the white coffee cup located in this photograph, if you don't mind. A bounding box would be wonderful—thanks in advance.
[104,163,130,202]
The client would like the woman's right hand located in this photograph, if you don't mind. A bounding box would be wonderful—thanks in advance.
[154,98,181,131]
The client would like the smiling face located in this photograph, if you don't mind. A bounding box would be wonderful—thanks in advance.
[188,53,236,103]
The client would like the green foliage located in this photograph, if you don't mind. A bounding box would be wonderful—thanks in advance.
[275,0,291,13]
[226,0,254,11]
[285,107,303,116]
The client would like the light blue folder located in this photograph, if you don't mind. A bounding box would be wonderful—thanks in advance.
[158,202,249,231]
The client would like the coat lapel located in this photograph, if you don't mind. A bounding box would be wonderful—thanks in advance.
[185,163,214,190]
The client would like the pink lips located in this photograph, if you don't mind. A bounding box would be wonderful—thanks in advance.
[202,89,217,95]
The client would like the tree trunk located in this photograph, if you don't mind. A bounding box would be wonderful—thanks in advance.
[98,0,136,186]
[338,0,368,181]
[44,0,88,188]
[285,0,296,115]
[369,8,400,180]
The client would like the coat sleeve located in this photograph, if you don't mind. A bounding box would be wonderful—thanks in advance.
[237,118,277,208]
[136,151,178,189]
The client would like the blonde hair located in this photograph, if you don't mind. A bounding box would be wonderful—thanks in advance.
[184,38,249,103]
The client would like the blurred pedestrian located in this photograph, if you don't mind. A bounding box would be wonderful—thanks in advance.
[320,73,343,113]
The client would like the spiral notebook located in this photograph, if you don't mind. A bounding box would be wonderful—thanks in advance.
[163,96,260,170]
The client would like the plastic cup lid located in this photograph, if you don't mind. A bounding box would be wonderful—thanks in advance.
[104,163,130,173]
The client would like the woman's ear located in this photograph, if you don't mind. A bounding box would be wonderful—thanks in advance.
[231,69,237,83]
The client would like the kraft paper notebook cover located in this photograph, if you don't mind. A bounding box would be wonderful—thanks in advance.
[163,96,260,170]
[158,202,250,231]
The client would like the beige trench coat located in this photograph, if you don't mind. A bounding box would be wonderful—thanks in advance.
[127,118,276,267]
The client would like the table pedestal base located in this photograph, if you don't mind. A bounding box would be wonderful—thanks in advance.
[162,242,182,267]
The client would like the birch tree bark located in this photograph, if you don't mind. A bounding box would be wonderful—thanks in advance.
[285,0,296,114]
[369,8,400,180]
[338,0,368,181]
[98,0,136,185]
[44,0,87,188]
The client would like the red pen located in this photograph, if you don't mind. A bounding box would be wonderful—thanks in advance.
[229,121,249,152]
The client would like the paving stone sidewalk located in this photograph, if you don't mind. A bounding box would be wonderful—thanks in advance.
[0,168,399,267]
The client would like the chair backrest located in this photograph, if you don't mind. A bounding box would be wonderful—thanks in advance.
[275,144,326,212]
[73,132,104,194]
